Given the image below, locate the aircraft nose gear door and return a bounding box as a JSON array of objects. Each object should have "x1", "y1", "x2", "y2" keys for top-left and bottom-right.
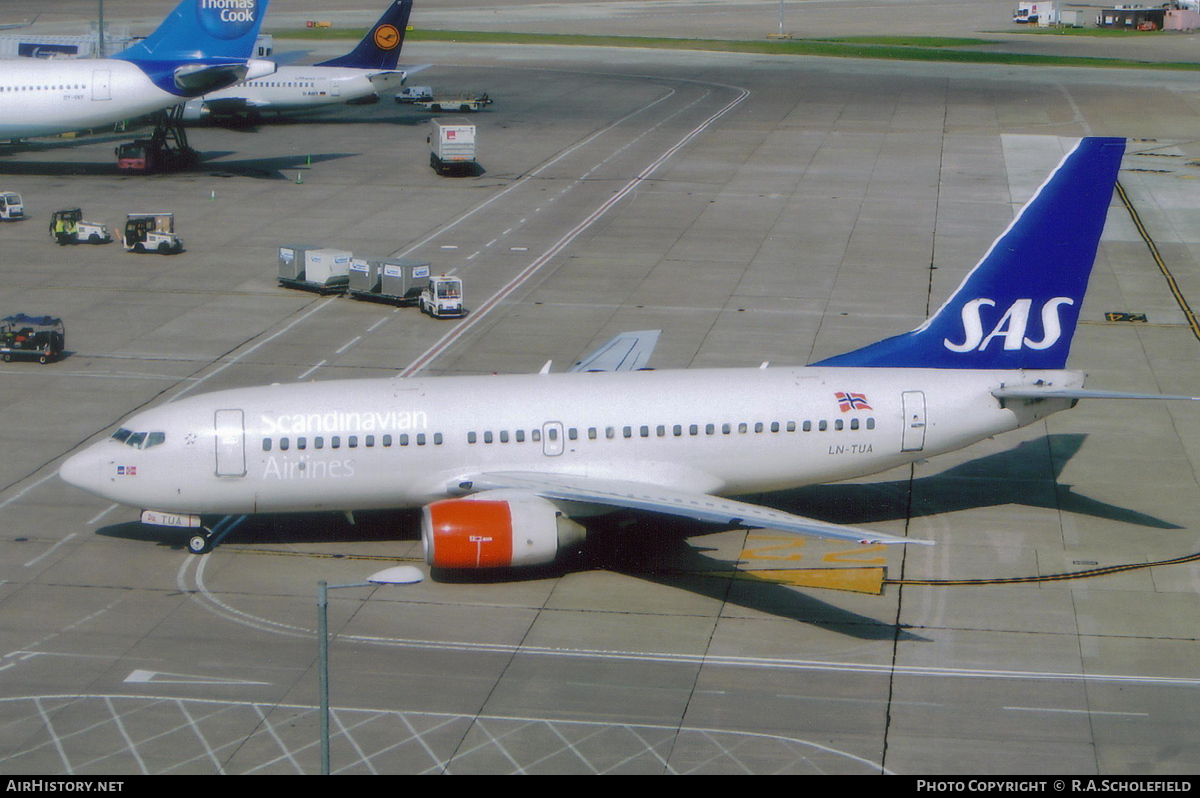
[
  {"x1": 214, "y1": 409, "x2": 247, "y2": 477},
  {"x1": 901, "y1": 391, "x2": 927, "y2": 452}
]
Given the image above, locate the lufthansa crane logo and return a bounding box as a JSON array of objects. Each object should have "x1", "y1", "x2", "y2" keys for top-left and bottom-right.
[{"x1": 374, "y1": 24, "x2": 401, "y2": 50}]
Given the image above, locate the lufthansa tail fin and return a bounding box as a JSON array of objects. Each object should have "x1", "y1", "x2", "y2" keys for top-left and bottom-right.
[
  {"x1": 813, "y1": 137, "x2": 1126, "y2": 370},
  {"x1": 114, "y1": 0, "x2": 270, "y2": 65},
  {"x1": 315, "y1": 0, "x2": 413, "y2": 70}
]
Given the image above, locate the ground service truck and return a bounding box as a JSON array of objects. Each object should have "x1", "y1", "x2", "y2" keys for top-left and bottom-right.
[{"x1": 428, "y1": 118, "x2": 476, "y2": 176}]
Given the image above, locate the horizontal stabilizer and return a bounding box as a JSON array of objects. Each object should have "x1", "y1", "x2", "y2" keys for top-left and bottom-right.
[
  {"x1": 994, "y1": 387, "x2": 1200, "y2": 401},
  {"x1": 173, "y1": 62, "x2": 248, "y2": 95}
]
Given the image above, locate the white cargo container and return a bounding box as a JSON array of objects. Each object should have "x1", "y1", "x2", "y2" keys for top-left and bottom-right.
[
  {"x1": 428, "y1": 118, "x2": 476, "y2": 176},
  {"x1": 304, "y1": 248, "x2": 353, "y2": 287}
]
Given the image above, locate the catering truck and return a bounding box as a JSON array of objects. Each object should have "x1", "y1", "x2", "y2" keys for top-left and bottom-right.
[{"x1": 428, "y1": 118, "x2": 476, "y2": 176}]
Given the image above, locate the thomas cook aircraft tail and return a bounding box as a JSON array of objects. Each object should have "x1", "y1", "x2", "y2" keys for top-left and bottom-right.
[{"x1": 112, "y1": 0, "x2": 271, "y2": 96}]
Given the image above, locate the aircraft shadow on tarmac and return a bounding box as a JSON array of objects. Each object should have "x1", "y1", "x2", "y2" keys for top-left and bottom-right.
[
  {"x1": 93, "y1": 434, "x2": 1177, "y2": 637},
  {"x1": 0, "y1": 151, "x2": 355, "y2": 180},
  {"x1": 758, "y1": 434, "x2": 1180, "y2": 532},
  {"x1": 193, "y1": 111, "x2": 437, "y2": 130}
]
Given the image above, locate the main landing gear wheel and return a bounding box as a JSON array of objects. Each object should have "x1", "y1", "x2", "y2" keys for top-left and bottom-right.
[{"x1": 188, "y1": 534, "x2": 212, "y2": 555}]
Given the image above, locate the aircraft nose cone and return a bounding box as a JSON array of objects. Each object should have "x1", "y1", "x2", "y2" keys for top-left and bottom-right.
[{"x1": 59, "y1": 447, "x2": 101, "y2": 494}]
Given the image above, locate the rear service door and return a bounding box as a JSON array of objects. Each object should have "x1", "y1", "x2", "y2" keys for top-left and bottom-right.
[
  {"x1": 91, "y1": 70, "x2": 111, "y2": 101},
  {"x1": 901, "y1": 391, "x2": 927, "y2": 452}
]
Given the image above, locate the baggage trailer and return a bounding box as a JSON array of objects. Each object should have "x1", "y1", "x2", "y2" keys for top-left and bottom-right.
[
  {"x1": 428, "y1": 118, "x2": 477, "y2": 176},
  {"x1": 277, "y1": 245, "x2": 352, "y2": 294},
  {"x1": 1, "y1": 314, "x2": 64, "y2": 364},
  {"x1": 348, "y1": 258, "x2": 431, "y2": 306},
  {"x1": 415, "y1": 93, "x2": 491, "y2": 112}
]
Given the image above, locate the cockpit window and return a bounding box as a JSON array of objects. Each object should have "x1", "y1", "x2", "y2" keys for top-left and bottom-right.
[{"x1": 110, "y1": 429, "x2": 166, "y2": 449}]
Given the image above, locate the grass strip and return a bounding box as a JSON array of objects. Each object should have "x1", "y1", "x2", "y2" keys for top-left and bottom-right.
[{"x1": 275, "y1": 28, "x2": 1200, "y2": 71}]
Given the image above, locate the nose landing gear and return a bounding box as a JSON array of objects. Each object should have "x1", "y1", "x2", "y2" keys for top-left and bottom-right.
[{"x1": 187, "y1": 514, "x2": 248, "y2": 555}]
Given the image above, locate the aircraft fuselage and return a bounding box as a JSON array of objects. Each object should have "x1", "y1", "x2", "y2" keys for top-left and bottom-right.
[{"x1": 60, "y1": 366, "x2": 1081, "y2": 516}]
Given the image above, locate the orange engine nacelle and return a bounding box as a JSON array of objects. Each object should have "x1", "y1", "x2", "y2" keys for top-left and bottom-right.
[{"x1": 421, "y1": 491, "x2": 586, "y2": 569}]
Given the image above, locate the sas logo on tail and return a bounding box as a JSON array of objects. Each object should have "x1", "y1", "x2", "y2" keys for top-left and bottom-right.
[
  {"x1": 943, "y1": 297, "x2": 1074, "y2": 354},
  {"x1": 197, "y1": 0, "x2": 260, "y2": 40}
]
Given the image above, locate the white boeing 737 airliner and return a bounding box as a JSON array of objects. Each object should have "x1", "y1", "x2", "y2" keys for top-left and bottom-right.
[
  {"x1": 59, "y1": 138, "x2": 1196, "y2": 567},
  {"x1": 0, "y1": 0, "x2": 273, "y2": 141}
]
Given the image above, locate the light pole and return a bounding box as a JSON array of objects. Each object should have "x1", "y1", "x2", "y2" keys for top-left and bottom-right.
[{"x1": 318, "y1": 565, "x2": 423, "y2": 775}]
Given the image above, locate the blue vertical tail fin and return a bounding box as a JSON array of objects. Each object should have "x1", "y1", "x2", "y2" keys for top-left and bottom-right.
[
  {"x1": 813, "y1": 137, "x2": 1126, "y2": 370},
  {"x1": 114, "y1": 0, "x2": 269, "y2": 65},
  {"x1": 315, "y1": 0, "x2": 413, "y2": 70}
]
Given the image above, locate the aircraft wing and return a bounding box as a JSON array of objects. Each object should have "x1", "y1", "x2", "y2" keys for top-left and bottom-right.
[
  {"x1": 464, "y1": 472, "x2": 930, "y2": 546},
  {"x1": 0, "y1": 15, "x2": 38, "y2": 31},
  {"x1": 568, "y1": 330, "x2": 661, "y2": 372}
]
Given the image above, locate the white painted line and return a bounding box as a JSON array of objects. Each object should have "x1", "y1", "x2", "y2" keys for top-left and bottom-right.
[
  {"x1": 1004, "y1": 706, "x2": 1149, "y2": 717},
  {"x1": 0, "y1": 472, "x2": 59, "y2": 512},
  {"x1": 391, "y1": 87, "x2": 679, "y2": 262},
  {"x1": 173, "y1": 297, "x2": 339, "y2": 402},
  {"x1": 87, "y1": 504, "x2": 119, "y2": 526},
  {"x1": 399, "y1": 87, "x2": 751, "y2": 378},
  {"x1": 22, "y1": 534, "x2": 77, "y2": 568},
  {"x1": 298, "y1": 360, "x2": 326, "y2": 380},
  {"x1": 335, "y1": 337, "x2": 362, "y2": 355}
]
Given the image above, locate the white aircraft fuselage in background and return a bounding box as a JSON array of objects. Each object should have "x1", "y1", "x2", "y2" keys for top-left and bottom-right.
[
  {"x1": 184, "y1": 66, "x2": 406, "y2": 118},
  {"x1": 0, "y1": 58, "x2": 261, "y2": 140},
  {"x1": 0, "y1": 0, "x2": 272, "y2": 142},
  {"x1": 183, "y1": 0, "x2": 413, "y2": 120}
]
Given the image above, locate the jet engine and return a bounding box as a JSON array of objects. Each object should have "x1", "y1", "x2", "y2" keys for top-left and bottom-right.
[
  {"x1": 181, "y1": 98, "x2": 210, "y2": 121},
  {"x1": 421, "y1": 490, "x2": 586, "y2": 569}
]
